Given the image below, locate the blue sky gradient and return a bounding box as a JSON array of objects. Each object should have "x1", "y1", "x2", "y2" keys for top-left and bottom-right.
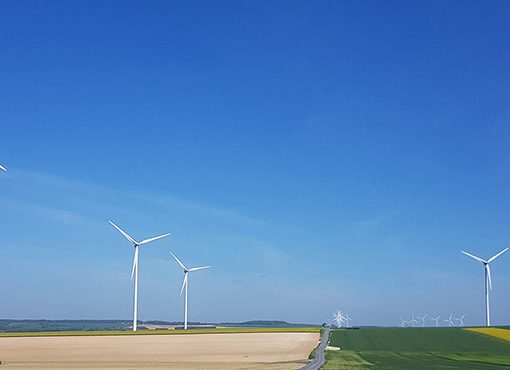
[{"x1": 1, "y1": 0, "x2": 510, "y2": 326}]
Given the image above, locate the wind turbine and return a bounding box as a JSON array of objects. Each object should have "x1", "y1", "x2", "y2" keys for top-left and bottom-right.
[
  {"x1": 417, "y1": 314, "x2": 427, "y2": 327},
  {"x1": 409, "y1": 314, "x2": 418, "y2": 327},
  {"x1": 109, "y1": 220, "x2": 171, "y2": 331},
  {"x1": 0, "y1": 164, "x2": 6, "y2": 172},
  {"x1": 444, "y1": 313, "x2": 454, "y2": 327},
  {"x1": 454, "y1": 314, "x2": 466, "y2": 327},
  {"x1": 170, "y1": 251, "x2": 210, "y2": 330},
  {"x1": 332, "y1": 311, "x2": 346, "y2": 328},
  {"x1": 344, "y1": 313, "x2": 352, "y2": 328},
  {"x1": 399, "y1": 317, "x2": 408, "y2": 327},
  {"x1": 430, "y1": 315, "x2": 441, "y2": 327},
  {"x1": 461, "y1": 248, "x2": 508, "y2": 326}
]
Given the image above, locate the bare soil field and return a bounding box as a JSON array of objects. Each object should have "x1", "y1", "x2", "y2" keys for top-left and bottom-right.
[{"x1": 0, "y1": 332, "x2": 319, "y2": 369}]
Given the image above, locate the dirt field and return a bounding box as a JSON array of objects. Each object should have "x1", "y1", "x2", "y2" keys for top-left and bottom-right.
[{"x1": 0, "y1": 332, "x2": 319, "y2": 369}]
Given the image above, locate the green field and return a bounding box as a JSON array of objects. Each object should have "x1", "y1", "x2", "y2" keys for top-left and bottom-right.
[
  {"x1": 0, "y1": 326, "x2": 319, "y2": 338},
  {"x1": 324, "y1": 327, "x2": 510, "y2": 369}
]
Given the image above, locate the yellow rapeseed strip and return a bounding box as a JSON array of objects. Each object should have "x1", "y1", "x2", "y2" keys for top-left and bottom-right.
[{"x1": 466, "y1": 327, "x2": 510, "y2": 342}]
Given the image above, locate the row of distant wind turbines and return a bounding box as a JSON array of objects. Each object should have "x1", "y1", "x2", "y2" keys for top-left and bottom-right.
[
  {"x1": 330, "y1": 247, "x2": 507, "y2": 329},
  {"x1": 108, "y1": 220, "x2": 210, "y2": 331},
  {"x1": 0, "y1": 164, "x2": 508, "y2": 328},
  {"x1": 400, "y1": 313, "x2": 466, "y2": 327}
]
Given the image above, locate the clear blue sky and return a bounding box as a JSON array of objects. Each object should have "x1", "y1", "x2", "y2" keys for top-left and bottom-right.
[{"x1": 1, "y1": 0, "x2": 509, "y2": 326}]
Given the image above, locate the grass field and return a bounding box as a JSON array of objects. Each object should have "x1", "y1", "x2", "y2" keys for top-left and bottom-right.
[
  {"x1": 323, "y1": 327, "x2": 510, "y2": 369},
  {"x1": 0, "y1": 326, "x2": 319, "y2": 337}
]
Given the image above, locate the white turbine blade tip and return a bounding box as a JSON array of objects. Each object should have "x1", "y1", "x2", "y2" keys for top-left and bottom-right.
[
  {"x1": 109, "y1": 220, "x2": 138, "y2": 244},
  {"x1": 0, "y1": 164, "x2": 6, "y2": 171},
  {"x1": 179, "y1": 274, "x2": 187, "y2": 295},
  {"x1": 170, "y1": 251, "x2": 187, "y2": 270},
  {"x1": 189, "y1": 266, "x2": 211, "y2": 272},
  {"x1": 488, "y1": 247, "x2": 509, "y2": 263},
  {"x1": 140, "y1": 233, "x2": 172, "y2": 245}
]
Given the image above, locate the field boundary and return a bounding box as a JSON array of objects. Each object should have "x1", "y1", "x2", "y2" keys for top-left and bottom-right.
[
  {"x1": 0, "y1": 327, "x2": 320, "y2": 338},
  {"x1": 465, "y1": 328, "x2": 510, "y2": 342}
]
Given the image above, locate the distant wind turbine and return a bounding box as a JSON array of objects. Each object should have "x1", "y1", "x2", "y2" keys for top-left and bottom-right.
[
  {"x1": 332, "y1": 311, "x2": 346, "y2": 328},
  {"x1": 170, "y1": 251, "x2": 210, "y2": 330},
  {"x1": 0, "y1": 164, "x2": 6, "y2": 172},
  {"x1": 454, "y1": 314, "x2": 466, "y2": 327},
  {"x1": 461, "y1": 248, "x2": 508, "y2": 326},
  {"x1": 430, "y1": 315, "x2": 441, "y2": 327},
  {"x1": 344, "y1": 313, "x2": 352, "y2": 328},
  {"x1": 444, "y1": 313, "x2": 454, "y2": 327},
  {"x1": 399, "y1": 317, "x2": 408, "y2": 327},
  {"x1": 417, "y1": 314, "x2": 427, "y2": 327},
  {"x1": 109, "y1": 220, "x2": 171, "y2": 331},
  {"x1": 409, "y1": 314, "x2": 418, "y2": 327}
]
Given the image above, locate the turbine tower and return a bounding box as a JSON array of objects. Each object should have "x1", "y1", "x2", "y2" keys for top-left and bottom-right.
[
  {"x1": 109, "y1": 220, "x2": 171, "y2": 331},
  {"x1": 170, "y1": 251, "x2": 210, "y2": 330},
  {"x1": 461, "y1": 248, "x2": 508, "y2": 326}
]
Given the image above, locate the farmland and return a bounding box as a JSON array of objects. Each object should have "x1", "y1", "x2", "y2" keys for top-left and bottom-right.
[
  {"x1": 467, "y1": 327, "x2": 510, "y2": 342},
  {"x1": 323, "y1": 327, "x2": 510, "y2": 369},
  {"x1": 0, "y1": 326, "x2": 319, "y2": 337},
  {"x1": 0, "y1": 330, "x2": 320, "y2": 369}
]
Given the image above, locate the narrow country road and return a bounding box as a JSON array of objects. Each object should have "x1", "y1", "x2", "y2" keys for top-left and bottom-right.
[{"x1": 300, "y1": 327, "x2": 330, "y2": 370}]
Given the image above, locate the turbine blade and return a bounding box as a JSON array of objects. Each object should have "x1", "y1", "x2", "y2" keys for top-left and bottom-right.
[
  {"x1": 170, "y1": 251, "x2": 187, "y2": 271},
  {"x1": 0, "y1": 164, "x2": 6, "y2": 171},
  {"x1": 188, "y1": 266, "x2": 211, "y2": 272},
  {"x1": 461, "y1": 250, "x2": 486, "y2": 263},
  {"x1": 139, "y1": 233, "x2": 172, "y2": 245},
  {"x1": 486, "y1": 264, "x2": 492, "y2": 290},
  {"x1": 131, "y1": 247, "x2": 139, "y2": 280},
  {"x1": 109, "y1": 220, "x2": 138, "y2": 244},
  {"x1": 180, "y1": 273, "x2": 188, "y2": 296},
  {"x1": 488, "y1": 247, "x2": 509, "y2": 263}
]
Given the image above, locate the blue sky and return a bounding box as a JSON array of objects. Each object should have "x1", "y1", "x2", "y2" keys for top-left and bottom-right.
[{"x1": 1, "y1": 0, "x2": 510, "y2": 326}]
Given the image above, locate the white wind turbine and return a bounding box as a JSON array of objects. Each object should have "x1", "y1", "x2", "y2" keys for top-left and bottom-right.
[
  {"x1": 109, "y1": 220, "x2": 171, "y2": 331},
  {"x1": 461, "y1": 248, "x2": 508, "y2": 327},
  {"x1": 170, "y1": 251, "x2": 210, "y2": 330},
  {"x1": 409, "y1": 314, "x2": 418, "y2": 327},
  {"x1": 332, "y1": 311, "x2": 346, "y2": 328},
  {"x1": 399, "y1": 317, "x2": 408, "y2": 327},
  {"x1": 430, "y1": 315, "x2": 441, "y2": 327},
  {"x1": 454, "y1": 314, "x2": 466, "y2": 327},
  {"x1": 417, "y1": 314, "x2": 427, "y2": 327},
  {"x1": 344, "y1": 313, "x2": 352, "y2": 328},
  {"x1": 444, "y1": 313, "x2": 454, "y2": 327}
]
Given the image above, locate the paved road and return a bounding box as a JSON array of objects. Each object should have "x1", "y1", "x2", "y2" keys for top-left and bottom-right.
[{"x1": 300, "y1": 327, "x2": 330, "y2": 370}]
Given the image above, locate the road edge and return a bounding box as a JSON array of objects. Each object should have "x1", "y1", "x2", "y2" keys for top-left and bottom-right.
[{"x1": 300, "y1": 327, "x2": 330, "y2": 370}]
